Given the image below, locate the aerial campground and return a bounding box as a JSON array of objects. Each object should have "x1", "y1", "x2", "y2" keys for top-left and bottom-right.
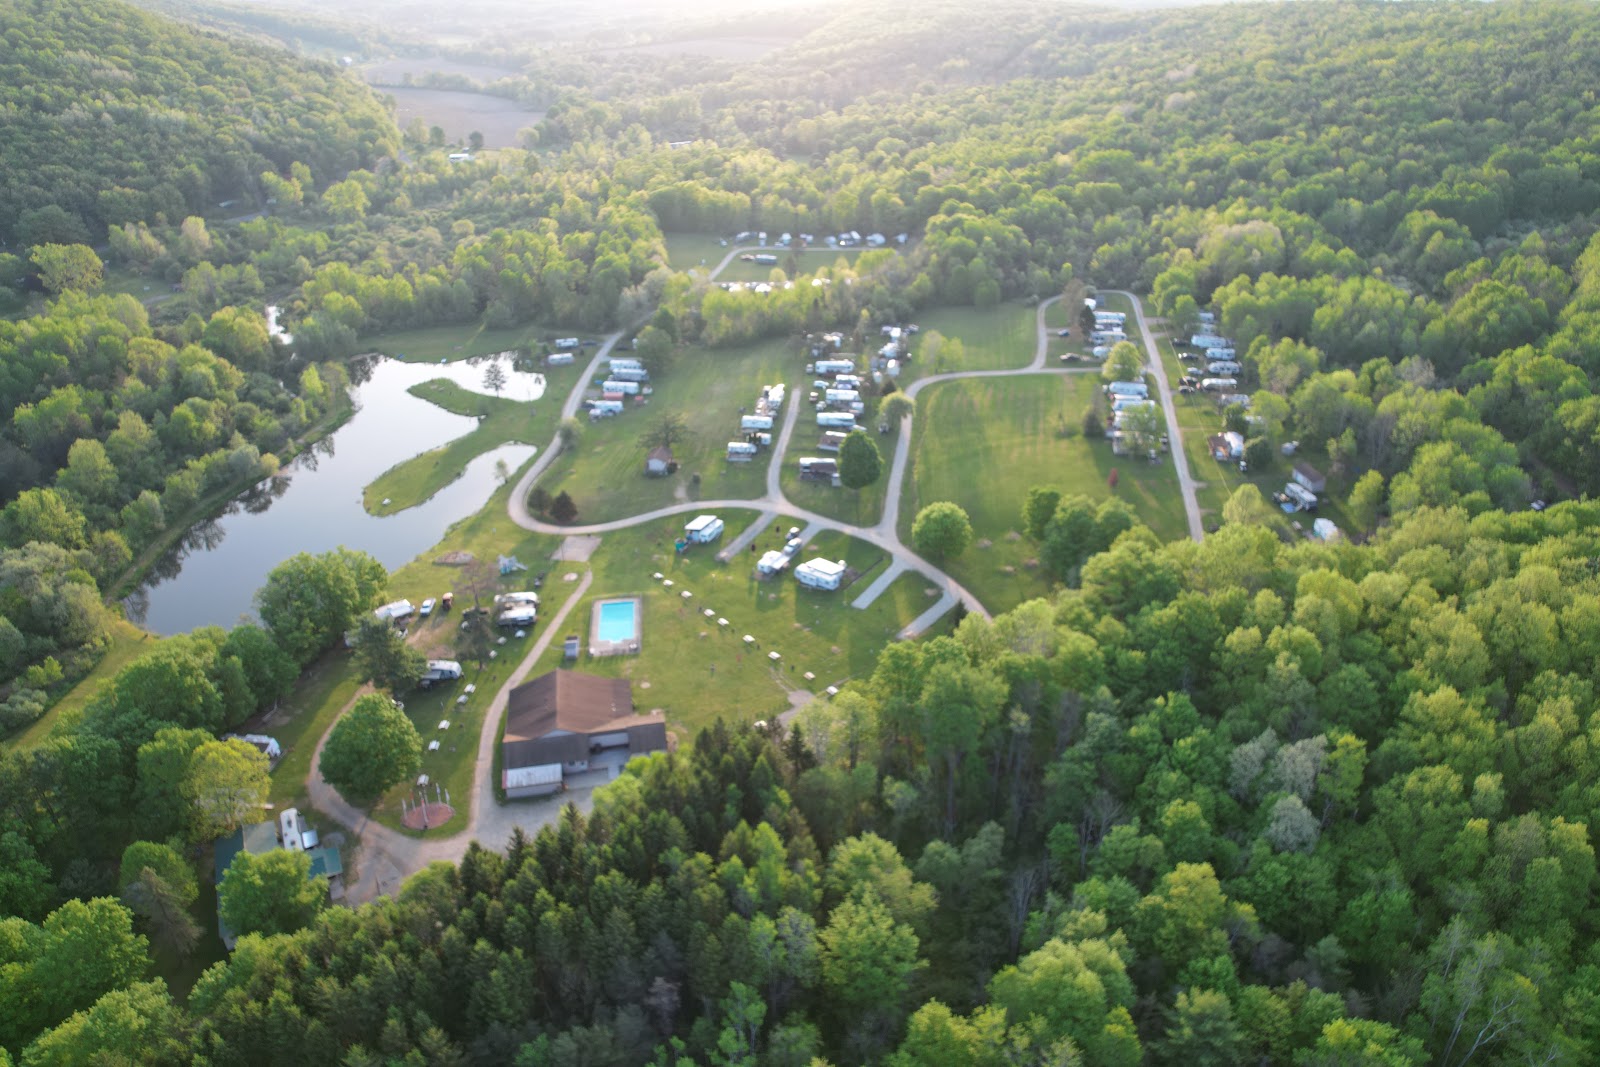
[{"x1": 7, "y1": 0, "x2": 1600, "y2": 1062}]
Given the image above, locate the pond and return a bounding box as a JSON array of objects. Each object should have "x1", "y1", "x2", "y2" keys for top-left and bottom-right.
[{"x1": 127, "y1": 353, "x2": 544, "y2": 635}]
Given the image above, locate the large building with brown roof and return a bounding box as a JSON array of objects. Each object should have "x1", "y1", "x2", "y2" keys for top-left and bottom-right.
[{"x1": 500, "y1": 670, "x2": 667, "y2": 798}]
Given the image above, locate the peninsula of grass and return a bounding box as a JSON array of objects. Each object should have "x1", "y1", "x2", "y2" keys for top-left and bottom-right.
[
  {"x1": 900, "y1": 373, "x2": 1188, "y2": 613},
  {"x1": 778, "y1": 464, "x2": 886, "y2": 526},
  {"x1": 364, "y1": 376, "x2": 566, "y2": 515},
  {"x1": 532, "y1": 336, "x2": 793, "y2": 523}
]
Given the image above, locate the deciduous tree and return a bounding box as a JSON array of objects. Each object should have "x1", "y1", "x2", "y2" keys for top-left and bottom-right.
[{"x1": 320, "y1": 693, "x2": 423, "y2": 802}]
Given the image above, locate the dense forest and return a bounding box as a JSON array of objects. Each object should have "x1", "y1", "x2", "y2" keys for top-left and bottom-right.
[
  {"x1": 0, "y1": 0, "x2": 395, "y2": 246},
  {"x1": 8, "y1": 0, "x2": 1600, "y2": 1063},
  {"x1": 7, "y1": 503, "x2": 1600, "y2": 1064}
]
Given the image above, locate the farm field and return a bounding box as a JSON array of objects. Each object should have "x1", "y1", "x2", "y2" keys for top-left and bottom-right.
[
  {"x1": 900, "y1": 373, "x2": 1188, "y2": 613},
  {"x1": 363, "y1": 57, "x2": 522, "y2": 85},
  {"x1": 378, "y1": 86, "x2": 542, "y2": 148},
  {"x1": 904, "y1": 302, "x2": 1038, "y2": 374},
  {"x1": 534, "y1": 336, "x2": 792, "y2": 523}
]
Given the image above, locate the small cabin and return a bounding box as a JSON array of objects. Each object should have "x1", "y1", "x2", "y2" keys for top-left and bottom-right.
[
  {"x1": 645, "y1": 446, "x2": 673, "y2": 476},
  {"x1": 1293, "y1": 463, "x2": 1327, "y2": 494}
]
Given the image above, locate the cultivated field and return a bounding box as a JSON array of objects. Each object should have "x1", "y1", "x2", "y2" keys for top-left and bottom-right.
[{"x1": 378, "y1": 86, "x2": 542, "y2": 148}]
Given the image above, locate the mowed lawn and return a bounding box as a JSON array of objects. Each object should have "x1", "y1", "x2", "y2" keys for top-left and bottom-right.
[
  {"x1": 906, "y1": 302, "x2": 1038, "y2": 374},
  {"x1": 901, "y1": 373, "x2": 1188, "y2": 613},
  {"x1": 535, "y1": 337, "x2": 793, "y2": 523},
  {"x1": 512, "y1": 514, "x2": 938, "y2": 742},
  {"x1": 664, "y1": 233, "x2": 731, "y2": 271}
]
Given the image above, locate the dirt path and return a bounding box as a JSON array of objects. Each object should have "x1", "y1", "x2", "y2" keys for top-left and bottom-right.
[{"x1": 1106, "y1": 289, "x2": 1204, "y2": 542}]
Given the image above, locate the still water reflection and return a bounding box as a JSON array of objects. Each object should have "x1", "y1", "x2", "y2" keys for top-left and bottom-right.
[{"x1": 129, "y1": 354, "x2": 543, "y2": 634}]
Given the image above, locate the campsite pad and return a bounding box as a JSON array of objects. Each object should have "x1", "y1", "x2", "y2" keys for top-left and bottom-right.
[{"x1": 551, "y1": 535, "x2": 602, "y2": 562}]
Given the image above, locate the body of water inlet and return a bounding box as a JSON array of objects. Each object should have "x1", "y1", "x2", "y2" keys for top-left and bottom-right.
[{"x1": 127, "y1": 353, "x2": 544, "y2": 634}]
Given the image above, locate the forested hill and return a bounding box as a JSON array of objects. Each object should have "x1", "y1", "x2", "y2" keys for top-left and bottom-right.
[{"x1": 0, "y1": 0, "x2": 397, "y2": 248}]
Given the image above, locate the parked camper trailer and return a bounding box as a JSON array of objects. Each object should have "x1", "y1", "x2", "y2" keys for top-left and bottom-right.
[
  {"x1": 611, "y1": 367, "x2": 649, "y2": 382},
  {"x1": 685, "y1": 515, "x2": 725, "y2": 543},
  {"x1": 1190, "y1": 333, "x2": 1231, "y2": 349},
  {"x1": 601, "y1": 379, "x2": 640, "y2": 395},
  {"x1": 753, "y1": 253, "x2": 778, "y2": 264},
  {"x1": 1206, "y1": 360, "x2": 1242, "y2": 375},
  {"x1": 279, "y1": 809, "x2": 306, "y2": 852},
  {"x1": 1201, "y1": 377, "x2": 1238, "y2": 392},
  {"x1": 798, "y1": 457, "x2": 838, "y2": 480},
  {"x1": 1105, "y1": 381, "x2": 1149, "y2": 399},
  {"x1": 814, "y1": 359, "x2": 856, "y2": 375},
  {"x1": 554, "y1": 337, "x2": 580, "y2": 350},
  {"x1": 1277, "y1": 482, "x2": 1319, "y2": 512},
  {"x1": 1111, "y1": 397, "x2": 1156, "y2": 413},
  {"x1": 546, "y1": 352, "x2": 575, "y2": 366},
  {"x1": 1203, "y1": 347, "x2": 1236, "y2": 362},
  {"x1": 420, "y1": 660, "x2": 464, "y2": 688},
  {"x1": 1198, "y1": 311, "x2": 1218, "y2": 325},
  {"x1": 817, "y1": 411, "x2": 856, "y2": 429},
  {"x1": 1094, "y1": 310, "x2": 1127, "y2": 326},
  {"x1": 726, "y1": 441, "x2": 758, "y2": 461},
  {"x1": 795, "y1": 558, "x2": 848, "y2": 591},
  {"x1": 824, "y1": 388, "x2": 861, "y2": 405},
  {"x1": 1090, "y1": 329, "x2": 1127, "y2": 345},
  {"x1": 374, "y1": 600, "x2": 414, "y2": 623},
  {"x1": 740, "y1": 414, "x2": 774, "y2": 431},
  {"x1": 589, "y1": 399, "x2": 624, "y2": 417}
]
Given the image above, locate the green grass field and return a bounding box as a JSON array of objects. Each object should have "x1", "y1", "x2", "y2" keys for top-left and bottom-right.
[
  {"x1": 534, "y1": 337, "x2": 792, "y2": 523},
  {"x1": 510, "y1": 514, "x2": 936, "y2": 741},
  {"x1": 664, "y1": 233, "x2": 732, "y2": 271},
  {"x1": 900, "y1": 373, "x2": 1188, "y2": 614},
  {"x1": 905, "y1": 302, "x2": 1038, "y2": 375},
  {"x1": 364, "y1": 375, "x2": 570, "y2": 514},
  {"x1": 2, "y1": 619, "x2": 151, "y2": 751},
  {"x1": 711, "y1": 249, "x2": 869, "y2": 284},
  {"x1": 361, "y1": 321, "x2": 568, "y2": 364}
]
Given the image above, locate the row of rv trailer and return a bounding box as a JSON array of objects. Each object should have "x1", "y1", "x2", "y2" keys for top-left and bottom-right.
[
  {"x1": 727, "y1": 383, "x2": 784, "y2": 461},
  {"x1": 584, "y1": 355, "x2": 650, "y2": 419}
]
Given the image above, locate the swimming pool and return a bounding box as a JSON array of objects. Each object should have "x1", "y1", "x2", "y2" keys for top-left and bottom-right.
[{"x1": 595, "y1": 598, "x2": 639, "y2": 644}]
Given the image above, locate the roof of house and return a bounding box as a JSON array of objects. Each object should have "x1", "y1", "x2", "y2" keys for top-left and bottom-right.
[
  {"x1": 306, "y1": 847, "x2": 343, "y2": 880},
  {"x1": 1294, "y1": 461, "x2": 1325, "y2": 480},
  {"x1": 504, "y1": 670, "x2": 639, "y2": 742},
  {"x1": 214, "y1": 821, "x2": 279, "y2": 886},
  {"x1": 647, "y1": 446, "x2": 673, "y2": 463}
]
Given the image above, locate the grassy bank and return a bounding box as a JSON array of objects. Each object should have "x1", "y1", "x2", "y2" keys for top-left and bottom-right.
[
  {"x1": 363, "y1": 375, "x2": 568, "y2": 515},
  {"x1": 1, "y1": 619, "x2": 151, "y2": 751}
]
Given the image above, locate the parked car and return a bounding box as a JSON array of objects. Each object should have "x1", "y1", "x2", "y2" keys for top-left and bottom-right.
[
  {"x1": 1057, "y1": 328, "x2": 1071, "y2": 337},
  {"x1": 420, "y1": 598, "x2": 436, "y2": 617}
]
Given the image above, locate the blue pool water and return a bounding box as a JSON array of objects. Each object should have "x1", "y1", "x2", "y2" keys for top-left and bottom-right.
[{"x1": 597, "y1": 600, "x2": 639, "y2": 643}]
